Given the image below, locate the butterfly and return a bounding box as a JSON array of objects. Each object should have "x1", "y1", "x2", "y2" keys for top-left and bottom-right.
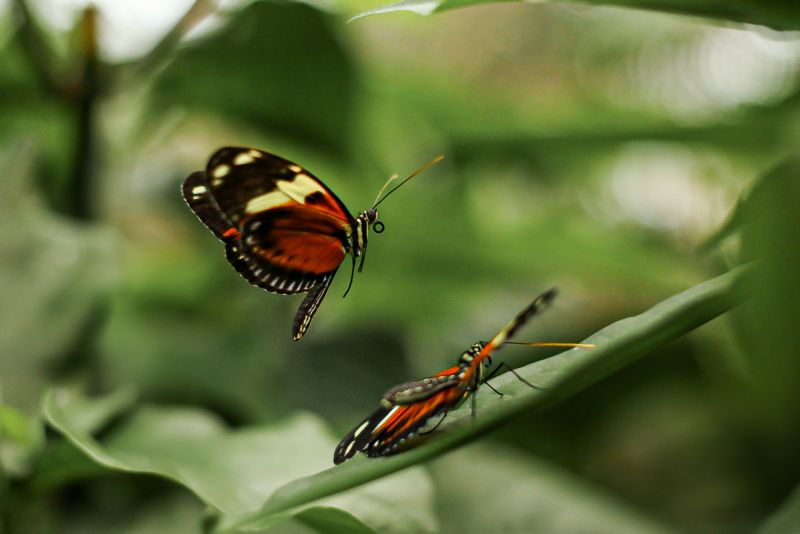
[
  {"x1": 183, "y1": 147, "x2": 443, "y2": 340},
  {"x1": 334, "y1": 288, "x2": 594, "y2": 464}
]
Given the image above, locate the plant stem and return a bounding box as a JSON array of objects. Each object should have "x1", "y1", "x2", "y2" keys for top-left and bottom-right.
[
  {"x1": 64, "y1": 6, "x2": 100, "y2": 221},
  {"x1": 130, "y1": 0, "x2": 216, "y2": 80}
]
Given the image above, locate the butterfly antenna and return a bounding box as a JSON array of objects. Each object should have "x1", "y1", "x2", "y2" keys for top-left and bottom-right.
[
  {"x1": 372, "y1": 154, "x2": 445, "y2": 209},
  {"x1": 343, "y1": 254, "x2": 356, "y2": 298},
  {"x1": 372, "y1": 174, "x2": 399, "y2": 207}
]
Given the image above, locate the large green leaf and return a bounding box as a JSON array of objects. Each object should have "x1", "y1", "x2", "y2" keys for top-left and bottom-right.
[
  {"x1": 29, "y1": 388, "x2": 139, "y2": 492},
  {"x1": 150, "y1": 0, "x2": 358, "y2": 154},
  {"x1": 732, "y1": 157, "x2": 800, "y2": 469},
  {"x1": 431, "y1": 444, "x2": 676, "y2": 533},
  {"x1": 353, "y1": 0, "x2": 800, "y2": 30},
  {"x1": 219, "y1": 266, "x2": 745, "y2": 531},
  {"x1": 44, "y1": 395, "x2": 437, "y2": 532}
]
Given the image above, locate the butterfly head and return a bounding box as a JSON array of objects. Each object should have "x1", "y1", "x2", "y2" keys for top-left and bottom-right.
[
  {"x1": 364, "y1": 207, "x2": 378, "y2": 224},
  {"x1": 360, "y1": 207, "x2": 383, "y2": 233}
]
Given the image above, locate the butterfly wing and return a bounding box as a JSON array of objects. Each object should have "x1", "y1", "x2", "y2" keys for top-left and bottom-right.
[
  {"x1": 182, "y1": 147, "x2": 357, "y2": 339},
  {"x1": 292, "y1": 270, "x2": 336, "y2": 341},
  {"x1": 205, "y1": 147, "x2": 354, "y2": 225},
  {"x1": 366, "y1": 384, "x2": 465, "y2": 458},
  {"x1": 182, "y1": 171, "x2": 240, "y2": 241},
  {"x1": 382, "y1": 365, "x2": 462, "y2": 405},
  {"x1": 334, "y1": 367, "x2": 467, "y2": 464},
  {"x1": 334, "y1": 404, "x2": 394, "y2": 465}
]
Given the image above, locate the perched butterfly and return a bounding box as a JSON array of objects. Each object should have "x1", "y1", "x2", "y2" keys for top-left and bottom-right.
[
  {"x1": 183, "y1": 147, "x2": 443, "y2": 340},
  {"x1": 334, "y1": 288, "x2": 592, "y2": 464}
]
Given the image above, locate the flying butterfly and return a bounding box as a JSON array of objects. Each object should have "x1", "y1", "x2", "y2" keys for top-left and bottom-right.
[
  {"x1": 333, "y1": 288, "x2": 594, "y2": 464},
  {"x1": 182, "y1": 147, "x2": 443, "y2": 340}
]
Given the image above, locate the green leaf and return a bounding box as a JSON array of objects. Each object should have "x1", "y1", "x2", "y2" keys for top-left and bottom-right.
[
  {"x1": 48, "y1": 387, "x2": 138, "y2": 435},
  {"x1": 221, "y1": 266, "x2": 746, "y2": 531},
  {"x1": 0, "y1": 402, "x2": 44, "y2": 477},
  {"x1": 29, "y1": 388, "x2": 139, "y2": 491},
  {"x1": 736, "y1": 158, "x2": 800, "y2": 425},
  {"x1": 432, "y1": 444, "x2": 676, "y2": 533},
  {"x1": 151, "y1": 0, "x2": 357, "y2": 154},
  {"x1": 43, "y1": 396, "x2": 437, "y2": 532},
  {"x1": 0, "y1": 403, "x2": 41, "y2": 447},
  {"x1": 294, "y1": 507, "x2": 378, "y2": 534},
  {"x1": 758, "y1": 483, "x2": 800, "y2": 534},
  {"x1": 702, "y1": 157, "x2": 799, "y2": 252},
  {"x1": 352, "y1": 0, "x2": 800, "y2": 30}
]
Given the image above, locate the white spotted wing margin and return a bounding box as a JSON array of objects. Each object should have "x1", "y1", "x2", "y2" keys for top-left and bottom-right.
[
  {"x1": 334, "y1": 405, "x2": 395, "y2": 465},
  {"x1": 182, "y1": 171, "x2": 236, "y2": 240}
]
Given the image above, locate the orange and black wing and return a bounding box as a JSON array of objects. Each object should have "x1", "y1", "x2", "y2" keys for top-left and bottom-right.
[
  {"x1": 333, "y1": 367, "x2": 466, "y2": 464},
  {"x1": 182, "y1": 147, "x2": 356, "y2": 340},
  {"x1": 365, "y1": 383, "x2": 465, "y2": 458},
  {"x1": 334, "y1": 404, "x2": 394, "y2": 465}
]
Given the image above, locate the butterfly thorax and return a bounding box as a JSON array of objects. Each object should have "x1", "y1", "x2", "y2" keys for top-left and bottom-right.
[
  {"x1": 456, "y1": 341, "x2": 492, "y2": 392},
  {"x1": 351, "y1": 208, "x2": 378, "y2": 258},
  {"x1": 458, "y1": 342, "x2": 487, "y2": 366}
]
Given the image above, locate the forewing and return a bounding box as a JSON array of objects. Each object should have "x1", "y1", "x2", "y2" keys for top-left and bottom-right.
[
  {"x1": 182, "y1": 171, "x2": 239, "y2": 241},
  {"x1": 382, "y1": 366, "x2": 461, "y2": 405},
  {"x1": 334, "y1": 405, "x2": 394, "y2": 465},
  {"x1": 205, "y1": 147, "x2": 354, "y2": 226}
]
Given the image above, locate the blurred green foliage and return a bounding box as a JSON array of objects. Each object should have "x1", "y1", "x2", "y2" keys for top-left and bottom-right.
[
  {"x1": 355, "y1": 0, "x2": 800, "y2": 30},
  {"x1": 1, "y1": 0, "x2": 799, "y2": 532}
]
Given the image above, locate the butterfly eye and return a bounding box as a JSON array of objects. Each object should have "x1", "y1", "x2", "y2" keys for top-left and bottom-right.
[{"x1": 373, "y1": 221, "x2": 385, "y2": 233}]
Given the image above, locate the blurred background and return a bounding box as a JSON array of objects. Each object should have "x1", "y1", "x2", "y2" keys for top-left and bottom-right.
[{"x1": 1, "y1": 0, "x2": 799, "y2": 532}]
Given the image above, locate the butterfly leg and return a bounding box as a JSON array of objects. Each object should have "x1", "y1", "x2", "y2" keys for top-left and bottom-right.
[
  {"x1": 420, "y1": 409, "x2": 450, "y2": 435},
  {"x1": 485, "y1": 362, "x2": 544, "y2": 391},
  {"x1": 342, "y1": 253, "x2": 356, "y2": 298},
  {"x1": 482, "y1": 380, "x2": 504, "y2": 397}
]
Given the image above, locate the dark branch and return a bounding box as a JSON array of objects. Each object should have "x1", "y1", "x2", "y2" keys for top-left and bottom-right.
[{"x1": 64, "y1": 6, "x2": 99, "y2": 220}]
